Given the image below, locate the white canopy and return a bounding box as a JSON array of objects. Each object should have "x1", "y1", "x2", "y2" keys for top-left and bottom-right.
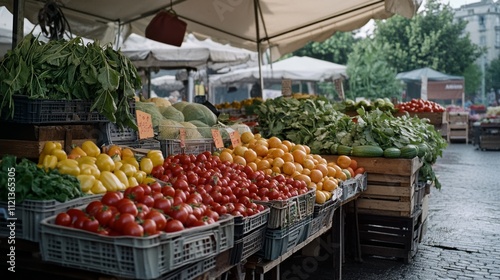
[
  {"x1": 210, "y1": 56, "x2": 347, "y2": 85},
  {"x1": 1, "y1": 0, "x2": 421, "y2": 58},
  {"x1": 120, "y1": 33, "x2": 257, "y2": 71}
]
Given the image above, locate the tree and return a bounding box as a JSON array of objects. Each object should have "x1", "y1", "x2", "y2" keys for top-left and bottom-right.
[
  {"x1": 462, "y1": 63, "x2": 482, "y2": 100},
  {"x1": 373, "y1": 0, "x2": 483, "y2": 76},
  {"x1": 346, "y1": 40, "x2": 402, "y2": 100},
  {"x1": 486, "y1": 55, "x2": 500, "y2": 93},
  {"x1": 291, "y1": 31, "x2": 360, "y2": 65}
]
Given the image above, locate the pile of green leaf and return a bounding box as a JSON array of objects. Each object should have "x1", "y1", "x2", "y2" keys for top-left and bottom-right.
[
  {"x1": 347, "y1": 108, "x2": 448, "y2": 188},
  {"x1": 0, "y1": 34, "x2": 141, "y2": 129},
  {"x1": 0, "y1": 155, "x2": 84, "y2": 203},
  {"x1": 255, "y1": 96, "x2": 352, "y2": 154}
]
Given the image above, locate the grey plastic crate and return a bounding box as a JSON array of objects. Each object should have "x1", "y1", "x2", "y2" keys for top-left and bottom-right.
[
  {"x1": 159, "y1": 257, "x2": 216, "y2": 280},
  {"x1": 0, "y1": 195, "x2": 101, "y2": 242},
  {"x1": 230, "y1": 225, "x2": 266, "y2": 265},
  {"x1": 40, "y1": 214, "x2": 234, "y2": 279},
  {"x1": 341, "y1": 177, "x2": 359, "y2": 201},
  {"x1": 233, "y1": 207, "x2": 270, "y2": 239},
  {"x1": 159, "y1": 138, "x2": 215, "y2": 157}
]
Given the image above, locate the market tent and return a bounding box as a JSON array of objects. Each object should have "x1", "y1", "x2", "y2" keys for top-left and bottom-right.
[
  {"x1": 1, "y1": 0, "x2": 420, "y2": 58},
  {"x1": 396, "y1": 67, "x2": 465, "y2": 101},
  {"x1": 210, "y1": 56, "x2": 347, "y2": 85}
]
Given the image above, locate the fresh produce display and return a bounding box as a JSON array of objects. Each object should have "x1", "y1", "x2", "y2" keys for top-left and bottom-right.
[
  {"x1": 0, "y1": 154, "x2": 84, "y2": 203},
  {"x1": 333, "y1": 98, "x2": 396, "y2": 113},
  {"x1": 395, "y1": 98, "x2": 446, "y2": 113},
  {"x1": 255, "y1": 96, "x2": 352, "y2": 154},
  {"x1": 38, "y1": 141, "x2": 162, "y2": 194},
  {"x1": 0, "y1": 34, "x2": 141, "y2": 129},
  {"x1": 53, "y1": 182, "x2": 236, "y2": 236}
]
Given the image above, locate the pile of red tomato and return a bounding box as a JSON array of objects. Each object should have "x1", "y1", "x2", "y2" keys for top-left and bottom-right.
[
  {"x1": 395, "y1": 99, "x2": 445, "y2": 113},
  {"x1": 55, "y1": 151, "x2": 310, "y2": 237}
]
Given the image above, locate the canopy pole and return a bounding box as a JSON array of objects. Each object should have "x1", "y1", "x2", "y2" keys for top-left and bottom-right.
[
  {"x1": 254, "y1": 0, "x2": 264, "y2": 98},
  {"x1": 12, "y1": 0, "x2": 25, "y2": 49}
]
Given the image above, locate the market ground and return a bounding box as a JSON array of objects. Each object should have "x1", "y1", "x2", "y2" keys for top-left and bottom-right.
[{"x1": 278, "y1": 142, "x2": 500, "y2": 280}]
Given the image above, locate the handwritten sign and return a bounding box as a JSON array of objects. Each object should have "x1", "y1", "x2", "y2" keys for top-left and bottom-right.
[
  {"x1": 179, "y1": 128, "x2": 186, "y2": 149},
  {"x1": 136, "y1": 110, "x2": 154, "y2": 139},
  {"x1": 282, "y1": 79, "x2": 292, "y2": 97},
  {"x1": 211, "y1": 128, "x2": 224, "y2": 149},
  {"x1": 228, "y1": 129, "x2": 241, "y2": 148}
]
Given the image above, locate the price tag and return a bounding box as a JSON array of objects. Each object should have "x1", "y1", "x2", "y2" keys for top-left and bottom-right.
[
  {"x1": 211, "y1": 128, "x2": 224, "y2": 149},
  {"x1": 282, "y1": 79, "x2": 292, "y2": 97},
  {"x1": 228, "y1": 129, "x2": 241, "y2": 148},
  {"x1": 136, "y1": 110, "x2": 154, "y2": 139},
  {"x1": 179, "y1": 128, "x2": 186, "y2": 149}
]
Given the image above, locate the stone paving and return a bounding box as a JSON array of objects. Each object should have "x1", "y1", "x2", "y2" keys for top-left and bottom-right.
[{"x1": 279, "y1": 143, "x2": 500, "y2": 280}]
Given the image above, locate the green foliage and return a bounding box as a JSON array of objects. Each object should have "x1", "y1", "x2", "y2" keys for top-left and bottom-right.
[
  {"x1": 463, "y1": 63, "x2": 482, "y2": 100},
  {"x1": 373, "y1": 0, "x2": 483, "y2": 75},
  {"x1": 486, "y1": 54, "x2": 500, "y2": 93},
  {"x1": 346, "y1": 40, "x2": 402, "y2": 100},
  {"x1": 291, "y1": 32, "x2": 359, "y2": 65}
]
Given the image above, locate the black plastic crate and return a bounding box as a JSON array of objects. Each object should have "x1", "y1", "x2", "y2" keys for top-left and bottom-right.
[
  {"x1": 233, "y1": 207, "x2": 270, "y2": 240},
  {"x1": 2, "y1": 95, "x2": 105, "y2": 124},
  {"x1": 229, "y1": 225, "x2": 266, "y2": 265}
]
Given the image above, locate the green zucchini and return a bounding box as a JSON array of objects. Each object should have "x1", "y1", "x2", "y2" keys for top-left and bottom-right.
[
  {"x1": 383, "y1": 147, "x2": 401, "y2": 158},
  {"x1": 337, "y1": 145, "x2": 352, "y2": 156},
  {"x1": 351, "y1": 145, "x2": 384, "y2": 157},
  {"x1": 400, "y1": 144, "x2": 418, "y2": 158}
]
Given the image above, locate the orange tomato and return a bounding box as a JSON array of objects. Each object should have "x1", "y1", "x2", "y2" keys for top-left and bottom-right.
[
  {"x1": 354, "y1": 167, "x2": 366, "y2": 175},
  {"x1": 337, "y1": 155, "x2": 351, "y2": 169},
  {"x1": 349, "y1": 159, "x2": 358, "y2": 170}
]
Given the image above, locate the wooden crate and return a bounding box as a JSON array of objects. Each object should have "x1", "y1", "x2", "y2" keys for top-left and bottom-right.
[
  {"x1": 348, "y1": 209, "x2": 423, "y2": 264},
  {"x1": 0, "y1": 123, "x2": 102, "y2": 159},
  {"x1": 322, "y1": 156, "x2": 423, "y2": 216}
]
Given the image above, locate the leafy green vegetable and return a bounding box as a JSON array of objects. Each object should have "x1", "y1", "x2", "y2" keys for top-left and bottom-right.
[
  {"x1": 0, "y1": 155, "x2": 84, "y2": 203},
  {"x1": 0, "y1": 34, "x2": 141, "y2": 130}
]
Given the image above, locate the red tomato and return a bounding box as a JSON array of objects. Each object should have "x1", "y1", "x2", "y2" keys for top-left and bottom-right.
[
  {"x1": 136, "y1": 203, "x2": 150, "y2": 219},
  {"x1": 126, "y1": 185, "x2": 145, "y2": 202},
  {"x1": 167, "y1": 205, "x2": 189, "y2": 224},
  {"x1": 83, "y1": 218, "x2": 100, "y2": 233},
  {"x1": 161, "y1": 185, "x2": 176, "y2": 197},
  {"x1": 149, "y1": 182, "x2": 162, "y2": 193},
  {"x1": 67, "y1": 208, "x2": 87, "y2": 224},
  {"x1": 203, "y1": 209, "x2": 219, "y2": 222},
  {"x1": 73, "y1": 216, "x2": 90, "y2": 229},
  {"x1": 101, "y1": 191, "x2": 123, "y2": 207},
  {"x1": 94, "y1": 207, "x2": 114, "y2": 227},
  {"x1": 173, "y1": 178, "x2": 189, "y2": 191},
  {"x1": 153, "y1": 197, "x2": 173, "y2": 213},
  {"x1": 151, "y1": 165, "x2": 165, "y2": 179},
  {"x1": 111, "y1": 213, "x2": 136, "y2": 232},
  {"x1": 141, "y1": 219, "x2": 157, "y2": 236},
  {"x1": 85, "y1": 200, "x2": 104, "y2": 216},
  {"x1": 55, "y1": 212, "x2": 72, "y2": 227},
  {"x1": 117, "y1": 199, "x2": 138, "y2": 216},
  {"x1": 122, "y1": 221, "x2": 144, "y2": 237},
  {"x1": 164, "y1": 219, "x2": 184, "y2": 233},
  {"x1": 145, "y1": 210, "x2": 167, "y2": 231},
  {"x1": 139, "y1": 195, "x2": 155, "y2": 208}
]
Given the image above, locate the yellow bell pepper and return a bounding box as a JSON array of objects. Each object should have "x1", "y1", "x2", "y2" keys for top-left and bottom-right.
[
  {"x1": 91, "y1": 180, "x2": 107, "y2": 194},
  {"x1": 128, "y1": 177, "x2": 139, "y2": 188},
  {"x1": 133, "y1": 171, "x2": 147, "y2": 184},
  {"x1": 121, "y1": 157, "x2": 139, "y2": 170},
  {"x1": 114, "y1": 161, "x2": 123, "y2": 172},
  {"x1": 142, "y1": 176, "x2": 157, "y2": 185},
  {"x1": 82, "y1": 141, "x2": 101, "y2": 158},
  {"x1": 42, "y1": 141, "x2": 58, "y2": 155},
  {"x1": 113, "y1": 170, "x2": 129, "y2": 189},
  {"x1": 42, "y1": 155, "x2": 58, "y2": 171},
  {"x1": 147, "y1": 150, "x2": 164, "y2": 167},
  {"x1": 51, "y1": 148, "x2": 68, "y2": 162},
  {"x1": 57, "y1": 159, "x2": 81, "y2": 177},
  {"x1": 111, "y1": 154, "x2": 122, "y2": 162},
  {"x1": 140, "y1": 157, "x2": 153, "y2": 175},
  {"x1": 96, "y1": 153, "x2": 116, "y2": 172},
  {"x1": 77, "y1": 175, "x2": 96, "y2": 193},
  {"x1": 100, "y1": 171, "x2": 125, "y2": 191},
  {"x1": 54, "y1": 142, "x2": 62, "y2": 150},
  {"x1": 80, "y1": 163, "x2": 101, "y2": 179},
  {"x1": 77, "y1": 156, "x2": 97, "y2": 166},
  {"x1": 121, "y1": 148, "x2": 135, "y2": 159},
  {"x1": 120, "y1": 163, "x2": 137, "y2": 177}
]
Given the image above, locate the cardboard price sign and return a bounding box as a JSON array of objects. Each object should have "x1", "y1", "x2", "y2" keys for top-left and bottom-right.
[
  {"x1": 211, "y1": 128, "x2": 224, "y2": 149},
  {"x1": 228, "y1": 129, "x2": 241, "y2": 147},
  {"x1": 282, "y1": 79, "x2": 292, "y2": 97},
  {"x1": 136, "y1": 110, "x2": 154, "y2": 139},
  {"x1": 179, "y1": 128, "x2": 186, "y2": 148}
]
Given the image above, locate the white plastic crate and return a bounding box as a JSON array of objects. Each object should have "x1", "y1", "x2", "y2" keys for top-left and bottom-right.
[
  {"x1": 40, "y1": 215, "x2": 234, "y2": 279},
  {"x1": 0, "y1": 195, "x2": 101, "y2": 242}
]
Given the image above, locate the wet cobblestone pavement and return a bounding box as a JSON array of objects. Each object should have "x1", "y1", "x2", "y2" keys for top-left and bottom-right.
[{"x1": 279, "y1": 143, "x2": 500, "y2": 280}]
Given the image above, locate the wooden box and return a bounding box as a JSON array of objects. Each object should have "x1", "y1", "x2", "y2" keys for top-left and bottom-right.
[
  {"x1": 322, "y1": 156, "x2": 423, "y2": 217},
  {"x1": 0, "y1": 123, "x2": 101, "y2": 160},
  {"x1": 348, "y1": 209, "x2": 423, "y2": 264}
]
